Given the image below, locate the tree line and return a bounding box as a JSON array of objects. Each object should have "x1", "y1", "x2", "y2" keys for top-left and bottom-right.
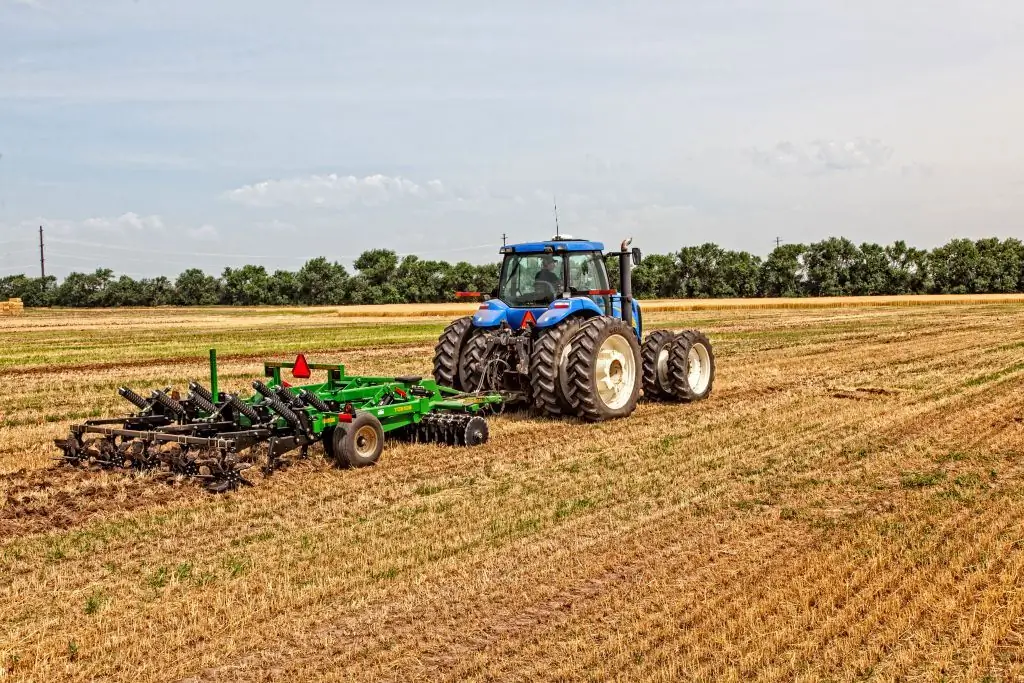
[{"x1": 2, "y1": 237, "x2": 1023, "y2": 308}]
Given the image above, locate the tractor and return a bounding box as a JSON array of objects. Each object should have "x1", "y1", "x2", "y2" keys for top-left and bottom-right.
[{"x1": 433, "y1": 236, "x2": 716, "y2": 422}]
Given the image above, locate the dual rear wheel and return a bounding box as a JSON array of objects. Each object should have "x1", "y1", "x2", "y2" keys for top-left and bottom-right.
[{"x1": 641, "y1": 329, "x2": 715, "y2": 402}]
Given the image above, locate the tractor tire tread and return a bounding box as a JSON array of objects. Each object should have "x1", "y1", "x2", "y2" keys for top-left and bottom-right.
[
  {"x1": 666, "y1": 329, "x2": 716, "y2": 402},
  {"x1": 566, "y1": 316, "x2": 642, "y2": 423},
  {"x1": 641, "y1": 329, "x2": 677, "y2": 401},
  {"x1": 530, "y1": 317, "x2": 584, "y2": 417},
  {"x1": 433, "y1": 316, "x2": 473, "y2": 390}
]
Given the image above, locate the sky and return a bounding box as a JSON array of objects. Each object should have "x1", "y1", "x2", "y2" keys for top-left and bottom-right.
[{"x1": 1, "y1": 0, "x2": 1023, "y2": 279}]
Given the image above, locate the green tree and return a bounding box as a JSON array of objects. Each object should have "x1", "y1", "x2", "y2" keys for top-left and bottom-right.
[
  {"x1": 803, "y1": 238, "x2": 860, "y2": 296},
  {"x1": 54, "y1": 268, "x2": 115, "y2": 307},
  {"x1": 175, "y1": 269, "x2": 222, "y2": 306},
  {"x1": 221, "y1": 265, "x2": 271, "y2": 305},
  {"x1": 296, "y1": 258, "x2": 348, "y2": 305},
  {"x1": 633, "y1": 254, "x2": 679, "y2": 298},
  {"x1": 929, "y1": 239, "x2": 978, "y2": 294},
  {"x1": 758, "y1": 244, "x2": 807, "y2": 297},
  {"x1": 267, "y1": 270, "x2": 300, "y2": 304}
]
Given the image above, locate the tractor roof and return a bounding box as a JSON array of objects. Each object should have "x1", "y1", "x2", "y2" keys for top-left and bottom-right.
[{"x1": 501, "y1": 237, "x2": 604, "y2": 254}]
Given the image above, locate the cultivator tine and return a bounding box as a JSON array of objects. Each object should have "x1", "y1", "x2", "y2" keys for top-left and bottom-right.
[
  {"x1": 151, "y1": 389, "x2": 188, "y2": 421},
  {"x1": 253, "y1": 381, "x2": 304, "y2": 432},
  {"x1": 299, "y1": 389, "x2": 332, "y2": 413},
  {"x1": 118, "y1": 387, "x2": 151, "y2": 412},
  {"x1": 275, "y1": 386, "x2": 304, "y2": 409},
  {"x1": 188, "y1": 389, "x2": 217, "y2": 415},
  {"x1": 226, "y1": 393, "x2": 262, "y2": 424},
  {"x1": 188, "y1": 381, "x2": 215, "y2": 404}
]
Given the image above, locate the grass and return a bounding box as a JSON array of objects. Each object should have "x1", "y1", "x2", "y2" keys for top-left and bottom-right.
[{"x1": 1, "y1": 301, "x2": 1024, "y2": 681}]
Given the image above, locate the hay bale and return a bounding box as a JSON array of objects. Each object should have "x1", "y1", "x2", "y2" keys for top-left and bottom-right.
[{"x1": 1, "y1": 298, "x2": 25, "y2": 316}]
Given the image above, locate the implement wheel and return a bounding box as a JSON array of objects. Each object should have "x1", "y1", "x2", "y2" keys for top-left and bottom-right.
[
  {"x1": 530, "y1": 317, "x2": 584, "y2": 417},
  {"x1": 332, "y1": 413, "x2": 385, "y2": 468},
  {"x1": 566, "y1": 316, "x2": 642, "y2": 422},
  {"x1": 667, "y1": 330, "x2": 715, "y2": 402},
  {"x1": 433, "y1": 316, "x2": 474, "y2": 390}
]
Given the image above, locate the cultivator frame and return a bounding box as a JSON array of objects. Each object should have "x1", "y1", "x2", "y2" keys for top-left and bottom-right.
[{"x1": 54, "y1": 350, "x2": 502, "y2": 492}]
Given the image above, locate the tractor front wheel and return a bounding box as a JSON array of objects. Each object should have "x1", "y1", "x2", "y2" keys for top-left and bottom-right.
[
  {"x1": 332, "y1": 412, "x2": 385, "y2": 468},
  {"x1": 433, "y1": 316, "x2": 474, "y2": 390},
  {"x1": 566, "y1": 317, "x2": 642, "y2": 422}
]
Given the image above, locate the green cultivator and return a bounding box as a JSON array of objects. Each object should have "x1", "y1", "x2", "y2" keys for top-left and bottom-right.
[{"x1": 54, "y1": 350, "x2": 502, "y2": 492}]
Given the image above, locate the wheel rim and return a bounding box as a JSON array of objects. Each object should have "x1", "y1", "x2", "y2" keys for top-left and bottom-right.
[
  {"x1": 687, "y1": 342, "x2": 712, "y2": 394},
  {"x1": 596, "y1": 334, "x2": 636, "y2": 410},
  {"x1": 353, "y1": 425, "x2": 378, "y2": 458},
  {"x1": 656, "y1": 347, "x2": 670, "y2": 388},
  {"x1": 559, "y1": 341, "x2": 573, "y2": 399}
]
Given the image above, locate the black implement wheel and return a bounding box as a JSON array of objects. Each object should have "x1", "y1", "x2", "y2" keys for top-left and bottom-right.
[
  {"x1": 530, "y1": 317, "x2": 585, "y2": 417},
  {"x1": 433, "y1": 316, "x2": 474, "y2": 390},
  {"x1": 666, "y1": 330, "x2": 716, "y2": 402},
  {"x1": 565, "y1": 317, "x2": 642, "y2": 423},
  {"x1": 332, "y1": 413, "x2": 385, "y2": 468},
  {"x1": 641, "y1": 329, "x2": 677, "y2": 401}
]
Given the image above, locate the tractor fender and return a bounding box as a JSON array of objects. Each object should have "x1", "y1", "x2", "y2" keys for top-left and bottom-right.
[
  {"x1": 536, "y1": 297, "x2": 604, "y2": 329},
  {"x1": 471, "y1": 299, "x2": 510, "y2": 328}
]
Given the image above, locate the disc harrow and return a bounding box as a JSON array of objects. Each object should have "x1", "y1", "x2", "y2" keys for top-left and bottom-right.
[{"x1": 53, "y1": 349, "x2": 503, "y2": 492}]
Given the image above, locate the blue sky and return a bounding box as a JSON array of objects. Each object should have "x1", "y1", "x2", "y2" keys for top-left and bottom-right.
[{"x1": 1, "y1": 0, "x2": 1022, "y2": 278}]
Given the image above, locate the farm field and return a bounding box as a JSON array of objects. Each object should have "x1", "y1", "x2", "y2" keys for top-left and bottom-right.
[{"x1": 2, "y1": 301, "x2": 1024, "y2": 681}]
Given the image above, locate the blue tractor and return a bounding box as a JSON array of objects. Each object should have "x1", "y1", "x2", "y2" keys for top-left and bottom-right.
[{"x1": 432, "y1": 235, "x2": 716, "y2": 422}]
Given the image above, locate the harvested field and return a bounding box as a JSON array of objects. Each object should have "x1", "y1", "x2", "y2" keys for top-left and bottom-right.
[{"x1": 2, "y1": 301, "x2": 1024, "y2": 681}]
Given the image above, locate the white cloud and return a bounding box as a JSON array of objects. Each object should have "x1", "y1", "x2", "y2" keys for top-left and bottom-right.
[
  {"x1": 224, "y1": 173, "x2": 450, "y2": 208},
  {"x1": 81, "y1": 212, "x2": 165, "y2": 232},
  {"x1": 750, "y1": 139, "x2": 894, "y2": 175},
  {"x1": 187, "y1": 224, "x2": 219, "y2": 241}
]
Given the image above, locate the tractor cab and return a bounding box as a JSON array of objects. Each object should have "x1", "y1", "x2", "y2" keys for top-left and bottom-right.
[
  {"x1": 473, "y1": 236, "x2": 641, "y2": 335},
  {"x1": 496, "y1": 238, "x2": 610, "y2": 308}
]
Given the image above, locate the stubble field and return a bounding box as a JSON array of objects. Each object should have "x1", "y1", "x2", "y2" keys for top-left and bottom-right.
[{"x1": 2, "y1": 300, "x2": 1024, "y2": 682}]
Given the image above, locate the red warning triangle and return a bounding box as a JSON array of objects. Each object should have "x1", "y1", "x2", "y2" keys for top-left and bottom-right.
[
  {"x1": 292, "y1": 353, "x2": 311, "y2": 379},
  {"x1": 520, "y1": 310, "x2": 537, "y2": 329}
]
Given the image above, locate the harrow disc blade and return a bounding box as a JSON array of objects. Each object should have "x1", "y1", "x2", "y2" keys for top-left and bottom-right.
[{"x1": 464, "y1": 416, "x2": 489, "y2": 447}]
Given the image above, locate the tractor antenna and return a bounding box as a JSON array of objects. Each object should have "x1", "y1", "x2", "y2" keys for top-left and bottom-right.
[{"x1": 553, "y1": 195, "x2": 561, "y2": 239}]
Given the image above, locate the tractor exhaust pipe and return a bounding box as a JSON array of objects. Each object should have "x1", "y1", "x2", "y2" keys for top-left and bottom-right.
[{"x1": 619, "y1": 238, "x2": 634, "y2": 330}]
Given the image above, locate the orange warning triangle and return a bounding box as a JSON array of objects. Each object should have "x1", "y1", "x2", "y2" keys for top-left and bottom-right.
[
  {"x1": 520, "y1": 310, "x2": 536, "y2": 329},
  {"x1": 292, "y1": 353, "x2": 311, "y2": 379}
]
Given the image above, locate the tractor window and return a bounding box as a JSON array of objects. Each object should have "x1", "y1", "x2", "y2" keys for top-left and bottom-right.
[
  {"x1": 498, "y1": 254, "x2": 566, "y2": 306},
  {"x1": 567, "y1": 252, "x2": 610, "y2": 294},
  {"x1": 497, "y1": 251, "x2": 611, "y2": 307}
]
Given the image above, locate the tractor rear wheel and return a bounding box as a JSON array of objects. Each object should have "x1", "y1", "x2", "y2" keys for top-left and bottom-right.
[
  {"x1": 666, "y1": 330, "x2": 715, "y2": 402},
  {"x1": 641, "y1": 329, "x2": 676, "y2": 401},
  {"x1": 566, "y1": 317, "x2": 642, "y2": 422},
  {"x1": 458, "y1": 330, "x2": 490, "y2": 393},
  {"x1": 433, "y1": 316, "x2": 474, "y2": 390},
  {"x1": 530, "y1": 317, "x2": 584, "y2": 417},
  {"x1": 332, "y1": 412, "x2": 385, "y2": 468}
]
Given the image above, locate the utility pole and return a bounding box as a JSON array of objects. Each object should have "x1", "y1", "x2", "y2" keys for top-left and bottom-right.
[
  {"x1": 775, "y1": 236, "x2": 782, "y2": 249},
  {"x1": 501, "y1": 233, "x2": 507, "y2": 247},
  {"x1": 39, "y1": 225, "x2": 45, "y2": 283}
]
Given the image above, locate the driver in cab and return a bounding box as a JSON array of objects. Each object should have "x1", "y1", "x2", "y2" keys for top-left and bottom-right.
[{"x1": 534, "y1": 255, "x2": 562, "y2": 296}]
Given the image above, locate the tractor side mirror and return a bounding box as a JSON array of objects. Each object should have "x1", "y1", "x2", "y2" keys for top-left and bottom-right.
[{"x1": 631, "y1": 248, "x2": 642, "y2": 266}]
